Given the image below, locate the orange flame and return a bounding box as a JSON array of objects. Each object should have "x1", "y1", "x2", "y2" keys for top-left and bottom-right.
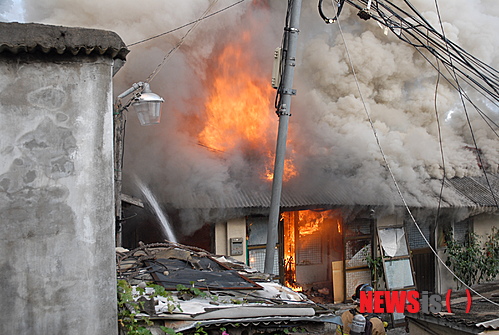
[
  {"x1": 198, "y1": 44, "x2": 274, "y2": 153},
  {"x1": 263, "y1": 150, "x2": 299, "y2": 182},
  {"x1": 282, "y1": 210, "x2": 343, "y2": 292},
  {"x1": 197, "y1": 24, "x2": 298, "y2": 182}
]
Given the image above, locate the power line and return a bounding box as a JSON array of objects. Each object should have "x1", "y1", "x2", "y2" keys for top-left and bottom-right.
[
  {"x1": 340, "y1": 0, "x2": 499, "y2": 205},
  {"x1": 343, "y1": 0, "x2": 499, "y2": 103},
  {"x1": 333, "y1": 2, "x2": 499, "y2": 307},
  {"x1": 127, "y1": 0, "x2": 247, "y2": 48},
  {"x1": 431, "y1": 0, "x2": 499, "y2": 208},
  {"x1": 145, "y1": 0, "x2": 219, "y2": 83}
]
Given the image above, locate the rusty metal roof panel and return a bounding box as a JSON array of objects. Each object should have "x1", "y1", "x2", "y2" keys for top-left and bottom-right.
[{"x1": 0, "y1": 22, "x2": 128, "y2": 60}]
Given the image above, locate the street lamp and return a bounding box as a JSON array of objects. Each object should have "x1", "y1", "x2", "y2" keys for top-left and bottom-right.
[
  {"x1": 114, "y1": 82, "x2": 164, "y2": 246},
  {"x1": 117, "y1": 82, "x2": 164, "y2": 125}
]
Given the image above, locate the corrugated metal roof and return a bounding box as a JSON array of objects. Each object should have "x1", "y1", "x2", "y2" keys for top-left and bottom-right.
[
  {"x1": 477, "y1": 317, "x2": 499, "y2": 330},
  {"x1": 0, "y1": 22, "x2": 128, "y2": 60},
  {"x1": 407, "y1": 280, "x2": 499, "y2": 331},
  {"x1": 169, "y1": 174, "x2": 497, "y2": 211},
  {"x1": 447, "y1": 173, "x2": 499, "y2": 206}
]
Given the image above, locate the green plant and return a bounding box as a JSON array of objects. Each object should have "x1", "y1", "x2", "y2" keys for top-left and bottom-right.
[
  {"x1": 362, "y1": 247, "x2": 383, "y2": 287},
  {"x1": 160, "y1": 324, "x2": 207, "y2": 335},
  {"x1": 479, "y1": 227, "x2": 499, "y2": 282},
  {"x1": 283, "y1": 327, "x2": 306, "y2": 334},
  {"x1": 365, "y1": 254, "x2": 384, "y2": 285},
  {"x1": 192, "y1": 326, "x2": 208, "y2": 335},
  {"x1": 118, "y1": 280, "x2": 182, "y2": 335},
  {"x1": 176, "y1": 282, "x2": 208, "y2": 300},
  {"x1": 445, "y1": 232, "x2": 481, "y2": 288},
  {"x1": 160, "y1": 327, "x2": 180, "y2": 335},
  {"x1": 117, "y1": 279, "x2": 153, "y2": 335},
  {"x1": 148, "y1": 283, "x2": 182, "y2": 313},
  {"x1": 444, "y1": 228, "x2": 499, "y2": 289}
]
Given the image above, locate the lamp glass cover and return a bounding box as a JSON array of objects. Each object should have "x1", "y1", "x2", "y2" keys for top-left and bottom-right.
[{"x1": 133, "y1": 101, "x2": 162, "y2": 126}]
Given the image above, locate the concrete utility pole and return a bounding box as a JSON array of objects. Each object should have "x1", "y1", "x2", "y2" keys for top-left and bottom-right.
[{"x1": 265, "y1": 0, "x2": 302, "y2": 274}]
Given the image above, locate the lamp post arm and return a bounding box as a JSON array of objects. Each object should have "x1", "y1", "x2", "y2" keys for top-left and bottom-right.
[
  {"x1": 115, "y1": 82, "x2": 147, "y2": 115},
  {"x1": 117, "y1": 82, "x2": 145, "y2": 99},
  {"x1": 113, "y1": 81, "x2": 163, "y2": 246}
]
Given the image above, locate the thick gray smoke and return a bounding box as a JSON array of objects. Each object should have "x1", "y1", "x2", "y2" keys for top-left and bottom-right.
[{"x1": 20, "y1": 0, "x2": 499, "y2": 235}]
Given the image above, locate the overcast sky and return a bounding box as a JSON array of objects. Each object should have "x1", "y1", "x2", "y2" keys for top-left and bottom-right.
[{"x1": 0, "y1": 0, "x2": 24, "y2": 22}]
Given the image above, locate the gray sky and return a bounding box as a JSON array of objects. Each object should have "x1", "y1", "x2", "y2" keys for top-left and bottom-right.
[{"x1": 0, "y1": 0, "x2": 24, "y2": 22}]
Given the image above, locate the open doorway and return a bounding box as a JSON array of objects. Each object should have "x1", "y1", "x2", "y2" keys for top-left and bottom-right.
[{"x1": 282, "y1": 209, "x2": 344, "y2": 303}]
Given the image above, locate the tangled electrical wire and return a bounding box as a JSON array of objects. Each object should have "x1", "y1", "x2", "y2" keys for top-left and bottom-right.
[
  {"x1": 318, "y1": 0, "x2": 346, "y2": 23},
  {"x1": 318, "y1": 0, "x2": 499, "y2": 208},
  {"x1": 319, "y1": 0, "x2": 499, "y2": 129},
  {"x1": 317, "y1": 0, "x2": 499, "y2": 305}
]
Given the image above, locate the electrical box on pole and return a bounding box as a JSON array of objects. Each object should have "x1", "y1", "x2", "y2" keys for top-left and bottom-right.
[{"x1": 271, "y1": 47, "x2": 283, "y2": 89}]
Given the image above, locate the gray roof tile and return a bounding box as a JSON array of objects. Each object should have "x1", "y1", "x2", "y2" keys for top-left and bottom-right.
[{"x1": 0, "y1": 22, "x2": 128, "y2": 60}]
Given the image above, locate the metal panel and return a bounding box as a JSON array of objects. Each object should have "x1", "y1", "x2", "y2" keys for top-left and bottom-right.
[
  {"x1": 248, "y1": 248, "x2": 279, "y2": 275},
  {"x1": 447, "y1": 174, "x2": 499, "y2": 206},
  {"x1": 297, "y1": 232, "x2": 322, "y2": 265},
  {"x1": 169, "y1": 175, "x2": 496, "y2": 210}
]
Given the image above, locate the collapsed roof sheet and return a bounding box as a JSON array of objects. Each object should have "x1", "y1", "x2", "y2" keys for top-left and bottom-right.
[
  {"x1": 118, "y1": 242, "x2": 261, "y2": 290},
  {"x1": 146, "y1": 257, "x2": 261, "y2": 290},
  {"x1": 117, "y1": 242, "x2": 342, "y2": 333}
]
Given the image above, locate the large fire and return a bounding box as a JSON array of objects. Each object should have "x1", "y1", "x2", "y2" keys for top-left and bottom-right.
[
  {"x1": 198, "y1": 43, "x2": 274, "y2": 153},
  {"x1": 197, "y1": 20, "x2": 298, "y2": 182},
  {"x1": 283, "y1": 210, "x2": 343, "y2": 292}
]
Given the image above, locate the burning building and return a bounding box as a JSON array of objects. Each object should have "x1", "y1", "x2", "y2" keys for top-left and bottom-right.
[{"x1": 21, "y1": 0, "x2": 499, "y2": 307}]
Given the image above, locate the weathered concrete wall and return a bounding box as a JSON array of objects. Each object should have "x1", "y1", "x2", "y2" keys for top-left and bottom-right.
[
  {"x1": 215, "y1": 218, "x2": 248, "y2": 263},
  {"x1": 474, "y1": 213, "x2": 498, "y2": 245},
  {"x1": 0, "y1": 52, "x2": 117, "y2": 334}
]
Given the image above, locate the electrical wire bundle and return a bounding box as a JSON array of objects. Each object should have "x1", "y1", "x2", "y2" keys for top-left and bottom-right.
[
  {"x1": 318, "y1": 0, "x2": 499, "y2": 305},
  {"x1": 322, "y1": 0, "x2": 499, "y2": 133},
  {"x1": 319, "y1": 0, "x2": 498, "y2": 204}
]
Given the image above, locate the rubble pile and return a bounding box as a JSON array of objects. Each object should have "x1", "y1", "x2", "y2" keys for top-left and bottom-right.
[{"x1": 116, "y1": 242, "x2": 342, "y2": 335}]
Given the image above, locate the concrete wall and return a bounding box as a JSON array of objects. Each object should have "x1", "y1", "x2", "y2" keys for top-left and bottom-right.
[
  {"x1": 0, "y1": 52, "x2": 117, "y2": 334},
  {"x1": 474, "y1": 213, "x2": 498, "y2": 245}
]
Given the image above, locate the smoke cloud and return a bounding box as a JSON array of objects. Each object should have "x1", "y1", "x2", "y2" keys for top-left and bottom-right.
[{"x1": 21, "y1": 0, "x2": 499, "y2": 235}]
